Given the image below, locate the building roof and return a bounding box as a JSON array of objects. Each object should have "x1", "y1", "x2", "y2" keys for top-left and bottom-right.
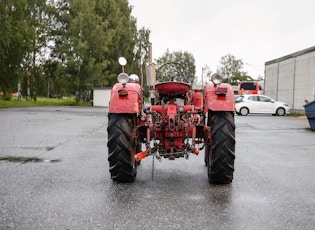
[{"x1": 265, "y1": 45, "x2": 315, "y2": 66}]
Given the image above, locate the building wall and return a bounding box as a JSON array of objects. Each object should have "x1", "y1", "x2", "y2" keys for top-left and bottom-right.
[
  {"x1": 265, "y1": 46, "x2": 315, "y2": 112},
  {"x1": 294, "y1": 52, "x2": 315, "y2": 109},
  {"x1": 93, "y1": 88, "x2": 111, "y2": 107},
  {"x1": 265, "y1": 63, "x2": 278, "y2": 99}
]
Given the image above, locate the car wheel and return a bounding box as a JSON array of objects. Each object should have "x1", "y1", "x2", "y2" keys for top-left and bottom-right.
[
  {"x1": 240, "y1": 107, "x2": 249, "y2": 116},
  {"x1": 276, "y1": 108, "x2": 285, "y2": 116}
]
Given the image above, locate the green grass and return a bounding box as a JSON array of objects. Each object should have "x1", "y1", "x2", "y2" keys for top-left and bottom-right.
[
  {"x1": 289, "y1": 112, "x2": 306, "y2": 117},
  {"x1": 0, "y1": 96, "x2": 92, "y2": 108}
]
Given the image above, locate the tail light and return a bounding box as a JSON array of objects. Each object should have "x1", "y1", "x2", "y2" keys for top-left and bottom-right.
[{"x1": 215, "y1": 87, "x2": 228, "y2": 95}]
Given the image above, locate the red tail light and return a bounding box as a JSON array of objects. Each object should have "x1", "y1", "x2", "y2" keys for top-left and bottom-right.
[
  {"x1": 215, "y1": 87, "x2": 227, "y2": 95},
  {"x1": 118, "y1": 88, "x2": 128, "y2": 96}
]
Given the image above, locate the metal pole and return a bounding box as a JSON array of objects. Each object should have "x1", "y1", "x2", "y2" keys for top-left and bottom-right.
[
  {"x1": 149, "y1": 43, "x2": 152, "y2": 65},
  {"x1": 292, "y1": 57, "x2": 296, "y2": 110},
  {"x1": 140, "y1": 62, "x2": 143, "y2": 88},
  {"x1": 47, "y1": 77, "x2": 50, "y2": 98},
  {"x1": 148, "y1": 43, "x2": 155, "y2": 105},
  {"x1": 202, "y1": 67, "x2": 204, "y2": 87}
]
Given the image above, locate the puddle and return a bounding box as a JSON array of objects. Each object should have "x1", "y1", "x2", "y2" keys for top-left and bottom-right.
[
  {"x1": 20, "y1": 145, "x2": 58, "y2": 151},
  {"x1": 0, "y1": 156, "x2": 60, "y2": 163},
  {"x1": 45, "y1": 146, "x2": 55, "y2": 151}
]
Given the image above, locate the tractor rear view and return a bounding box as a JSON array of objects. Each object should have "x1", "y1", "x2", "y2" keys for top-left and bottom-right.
[{"x1": 107, "y1": 56, "x2": 235, "y2": 184}]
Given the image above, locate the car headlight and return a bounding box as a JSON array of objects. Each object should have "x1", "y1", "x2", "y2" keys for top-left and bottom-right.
[{"x1": 211, "y1": 73, "x2": 224, "y2": 85}]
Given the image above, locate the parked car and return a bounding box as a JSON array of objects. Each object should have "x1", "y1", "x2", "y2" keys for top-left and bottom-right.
[
  {"x1": 234, "y1": 95, "x2": 242, "y2": 102},
  {"x1": 235, "y1": 95, "x2": 290, "y2": 116}
]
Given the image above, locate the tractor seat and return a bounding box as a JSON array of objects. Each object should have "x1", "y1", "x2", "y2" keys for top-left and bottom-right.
[{"x1": 155, "y1": 82, "x2": 191, "y2": 95}]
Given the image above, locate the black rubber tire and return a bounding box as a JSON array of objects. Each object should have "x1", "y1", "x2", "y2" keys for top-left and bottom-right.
[
  {"x1": 276, "y1": 107, "x2": 285, "y2": 116},
  {"x1": 204, "y1": 144, "x2": 209, "y2": 166},
  {"x1": 240, "y1": 107, "x2": 249, "y2": 116},
  {"x1": 206, "y1": 111, "x2": 235, "y2": 184},
  {"x1": 107, "y1": 113, "x2": 137, "y2": 182}
]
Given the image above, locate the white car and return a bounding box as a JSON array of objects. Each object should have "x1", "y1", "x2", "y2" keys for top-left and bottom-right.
[{"x1": 235, "y1": 95, "x2": 290, "y2": 116}]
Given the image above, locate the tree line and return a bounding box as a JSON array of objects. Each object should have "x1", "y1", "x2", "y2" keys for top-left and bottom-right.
[
  {"x1": 0, "y1": 0, "x2": 253, "y2": 101},
  {"x1": 0, "y1": 0, "x2": 150, "y2": 100}
]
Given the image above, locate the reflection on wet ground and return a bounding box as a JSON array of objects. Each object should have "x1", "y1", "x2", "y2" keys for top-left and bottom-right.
[
  {"x1": 1, "y1": 107, "x2": 314, "y2": 229},
  {"x1": 0, "y1": 156, "x2": 60, "y2": 163}
]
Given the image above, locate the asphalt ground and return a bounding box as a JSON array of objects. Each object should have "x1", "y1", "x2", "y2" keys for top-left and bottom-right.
[{"x1": 0, "y1": 106, "x2": 315, "y2": 230}]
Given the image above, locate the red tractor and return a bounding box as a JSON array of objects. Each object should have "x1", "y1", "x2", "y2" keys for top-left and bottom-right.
[{"x1": 107, "y1": 58, "x2": 235, "y2": 184}]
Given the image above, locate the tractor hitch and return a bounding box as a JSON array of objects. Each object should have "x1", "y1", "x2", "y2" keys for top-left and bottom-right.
[{"x1": 134, "y1": 151, "x2": 148, "y2": 163}]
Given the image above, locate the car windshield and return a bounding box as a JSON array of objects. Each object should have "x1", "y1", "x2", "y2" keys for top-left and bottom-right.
[
  {"x1": 235, "y1": 96, "x2": 243, "y2": 102},
  {"x1": 241, "y1": 82, "x2": 256, "y2": 90}
]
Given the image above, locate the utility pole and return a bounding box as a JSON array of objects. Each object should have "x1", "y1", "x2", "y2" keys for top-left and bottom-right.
[
  {"x1": 202, "y1": 67, "x2": 205, "y2": 88},
  {"x1": 146, "y1": 43, "x2": 156, "y2": 105}
]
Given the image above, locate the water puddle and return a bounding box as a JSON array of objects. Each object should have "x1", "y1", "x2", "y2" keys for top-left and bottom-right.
[{"x1": 0, "y1": 156, "x2": 60, "y2": 163}]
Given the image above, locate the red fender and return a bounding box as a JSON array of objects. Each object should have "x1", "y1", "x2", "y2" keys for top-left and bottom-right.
[
  {"x1": 109, "y1": 83, "x2": 142, "y2": 115},
  {"x1": 203, "y1": 83, "x2": 235, "y2": 113}
]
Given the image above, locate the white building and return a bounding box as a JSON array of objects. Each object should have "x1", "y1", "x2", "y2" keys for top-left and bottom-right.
[
  {"x1": 93, "y1": 87, "x2": 111, "y2": 107},
  {"x1": 265, "y1": 46, "x2": 315, "y2": 112}
]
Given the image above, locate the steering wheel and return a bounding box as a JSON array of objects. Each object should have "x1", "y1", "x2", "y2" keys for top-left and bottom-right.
[{"x1": 156, "y1": 62, "x2": 188, "y2": 82}]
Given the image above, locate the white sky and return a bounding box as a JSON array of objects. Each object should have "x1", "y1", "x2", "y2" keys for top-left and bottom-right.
[{"x1": 128, "y1": 0, "x2": 315, "y2": 79}]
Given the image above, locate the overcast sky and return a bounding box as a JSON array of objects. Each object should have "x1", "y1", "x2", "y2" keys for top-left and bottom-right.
[{"x1": 128, "y1": 0, "x2": 315, "y2": 79}]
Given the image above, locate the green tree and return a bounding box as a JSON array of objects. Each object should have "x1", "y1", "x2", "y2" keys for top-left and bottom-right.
[
  {"x1": 133, "y1": 27, "x2": 151, "y2": 87},
  {"x1": 0, "y1": 0, "x2": 59, "y2": 99},
  {"x1": 0, "y1": 0, "x2": 33, "y2": 97},
  {"x1": 23, "y1": 0, "x2": 53, "y2": 100},
  {"x1": 0, "y1": 0, "x2": 150, "y2": 99},
  {"x1": 52, "y1": 0, "x2": 139, "y2": 99},
  {"x1": 94, "y1": 0, "x2": 138, "y2": 86},
  {"x1": 217, "y1": 54, "x2": 249, "y2": 85},
  {"x1": 46, "y1": 0, "x2": 75, "y2": 96},
  {"x1": 155, "y1": 49, "x2": 196, "y2": 84},
  {"x1": 197, "y1": 65, "x2": 213, "y2": 86}
]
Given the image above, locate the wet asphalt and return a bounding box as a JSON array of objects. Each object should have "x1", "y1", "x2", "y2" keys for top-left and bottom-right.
[{"x1": 0, "y1": 106, "x2": 315, "y2": 230}]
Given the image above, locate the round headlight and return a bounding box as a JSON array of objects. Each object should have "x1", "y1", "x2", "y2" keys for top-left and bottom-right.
[
  {"x1": 211, "y1": 73, "x2": 224, "y2": 85},
  {"x1": 117, "y1": 73, "x2": 129, "y2": 84},
  {"x1": 129, "y1": 74, "x2": 139, "y2": 83},
  {"x1": 118, "y1": 57, "x2": 127, "y2": 66}
]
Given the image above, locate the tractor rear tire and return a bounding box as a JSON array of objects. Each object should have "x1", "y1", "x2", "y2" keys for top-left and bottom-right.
[
  {"x1": 207, "y1": 111, "x2": 235, "y2": 184},
  {"x1": 107, "y1": 113, "x2": 137, "y2": 182}
]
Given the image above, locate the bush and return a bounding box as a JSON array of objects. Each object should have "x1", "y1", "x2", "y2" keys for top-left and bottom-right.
[{"x1": 3, "y1": 92, "x2": 12, "y2": 101}]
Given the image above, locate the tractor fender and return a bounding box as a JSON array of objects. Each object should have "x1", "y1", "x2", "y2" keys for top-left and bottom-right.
[
  {"x1": 109, "y1": 83, "x2": 142, "y2": 115},
  {"x1": 203, "y1": 83, "x2": 235, "y2": 112}
]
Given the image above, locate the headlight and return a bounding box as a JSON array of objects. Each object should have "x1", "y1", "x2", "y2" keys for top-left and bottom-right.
[
  {"x1": 211, "y1": 73, "x2": 224, "y2": 85},
  {"x1": 118, "y1": 57, "x2": 127, "y2": 66},
  {"x1": 129, "y1": 74, "x2": 139, "y2": 83},
  {"x1": 117, "y1": 73, "x2": 129, "y2": 85}
]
